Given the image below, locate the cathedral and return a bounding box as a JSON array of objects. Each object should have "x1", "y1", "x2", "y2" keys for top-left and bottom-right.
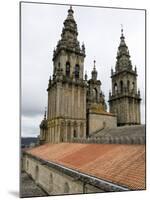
[
  {"x1": 39, "y1": 6, "x2": 141, "y2": 144},
  {"x1": 22, "y1": 6, "x2": 145, "y2": 197}
]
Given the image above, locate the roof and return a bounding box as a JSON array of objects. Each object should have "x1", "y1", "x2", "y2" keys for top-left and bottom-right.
[
  {"x1": 93, "y1": 125, "x2": 145, "y2": 137},
  {"x1": 26, "y1": 143, "x2": 145, "y2": 190}
]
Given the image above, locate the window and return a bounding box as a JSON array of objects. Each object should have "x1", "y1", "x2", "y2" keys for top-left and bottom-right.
[
  {"x1": 64, "y1": 182, "x2": 70, "y2": 193},
  {"x1": 114, "y1": 83, "x2": 118, "y2": 93},
  {"x1": 49, "y1": 173, "x2": 53, "y2": 192},
  {"x1": 73, "y1": 129, "x2": 77, "y2": 138},
  {"x1": 35, "y1": 165, "x2": 39, "y2": 183},
  {"x1": 75, "y1": 64, "x2": 80, "y2": 79},
  {"x1": 66, "y1": 62, "x2": 70, "y2": 77},
  {"x1": 120, "y1": 80, "x2": 123, "y2": 93},
  {"x1": 93, "y1": 88, "x2": 98, "y2": 100},
  {"x1": 132, "y1": 82, "x2": 135, "y2": 90},
  {"x1": 127, "y1": 80, "x2": 130, "y2": 91}
]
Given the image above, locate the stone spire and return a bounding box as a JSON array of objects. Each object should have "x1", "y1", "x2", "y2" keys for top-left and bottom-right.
[
  {"x1": 92, "y1": 60, "x2": 98, "y2": 81},
  {"x1": 53, "y1": 6, "x2": 84, "y2": 60},
  {"x1": 115, "y1": 27, "x2": 132, "y2": 72}
]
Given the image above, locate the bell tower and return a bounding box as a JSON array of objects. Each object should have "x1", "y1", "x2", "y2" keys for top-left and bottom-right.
[
  {"x1": 109, "y1": 28, "x2": 141, "y2": 126},
  {"x1": 40, "y1": 6, "x2": 87, "y2": 143}
]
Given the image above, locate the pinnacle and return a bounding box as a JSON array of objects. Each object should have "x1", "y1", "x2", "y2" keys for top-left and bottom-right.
[
  {"x1": 67, "y1": 5, "x2": 74, "y2": 17},
  {"x1": 44, "y1": 107, "x2": 47, "y2": 120},
  {"x1": 93, "y1": 60, "x2": 96, "y2": 70}
]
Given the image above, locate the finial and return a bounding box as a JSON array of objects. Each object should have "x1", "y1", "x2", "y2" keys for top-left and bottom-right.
[
  {"x1": 111, "y1": 67, "x2": 113, "y2": 75},
  {"x1": 85, "y1": 71, "x2": 88, "y2": 81},
  {"x1": 120, "y1": 24, "x2": 125, "y2": 38},
  {"x1": 68, "y1": 5, "x2": 74, "y2": 14},
  {"x1": 135, "y1": 65, "x2": 137, "y2": 72},
  {"x1": 94, "y1": 60, "x2": 96, "y2": 69},
  {"x1": 109, "y1": 90, "x2": 111, "y2": 97},
  {"x1": 121, "y1": 24, "x2": 123, "y2": 33},
  {"x1": 44, "y1": 107, "x2": 47, "y2": 120}
]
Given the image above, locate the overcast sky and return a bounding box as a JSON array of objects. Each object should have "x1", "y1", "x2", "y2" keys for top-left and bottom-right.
[{"x1": 21, "y1": 2, "x2": 145, "y2": 137}]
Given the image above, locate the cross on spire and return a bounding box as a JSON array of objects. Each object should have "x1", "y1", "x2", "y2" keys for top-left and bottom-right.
[
  {"x1": 94, "y1": 60, "x2": 96, "y2": 70},
  {"x1": 121, "y1": 24, "x2": 124, "y2": 37},
  {"x1": 68, "y1": 5, "x2": 74, "y2": 15}
]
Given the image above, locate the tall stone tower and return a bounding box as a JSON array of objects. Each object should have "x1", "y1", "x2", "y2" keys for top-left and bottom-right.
[
  {"x1": 109, "y1": 28, "x2": 141, "y2": 126},
  {"x1": 39, "y1": 6, "x2": 87, "y2": 144}
]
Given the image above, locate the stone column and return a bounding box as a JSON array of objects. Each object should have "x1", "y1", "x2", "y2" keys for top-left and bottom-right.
[
  {"x1": 61, "y1": 87, "x2": 64, "y2": 116},
  {"x1": 77, "y1": 87, "x2": 80, "y2": 118},
  {"x1": 56, "y1": 83, "x2": 61, "y2": 117},
  {"x1": 72, "y1": 86, "x2": 75, "y2": 119},
  {"x1": 138, "y1": 101, "x2": 141, "y2": 124},
  {"x1": 77, "y1": 122, "x2": 80, "y2": 138},
  {"x1": 83, "y1": 122, "x2": 86, "y2": 138},
  {"x1": 65, "y1": 122, "x2": 68, "y2": 142},
  {"x1": 50, "y1": 127, "x2": 51, "y2": 142}
]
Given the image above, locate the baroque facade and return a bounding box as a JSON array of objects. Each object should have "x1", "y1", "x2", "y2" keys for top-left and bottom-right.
[{"x1": 39, "y1": 6, "x2": 141, "y2": 144}]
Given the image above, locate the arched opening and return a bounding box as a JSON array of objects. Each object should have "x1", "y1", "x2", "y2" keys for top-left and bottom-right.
[
  {"x1": 35, "y1": 165, "x2": 39, "y2": 183},
  {"x1": 132, "y1": 82, "x2": 135, "y2": 91},
  {"x1": 73, "y1": 129, "x2": 77, "y2": 138},
  {"x1": 120, "y1": 80, "x2": 123, "y2": 93},
  {"x1": 114, "y1": 83, "x2": 118, "y2": 94},
  {"x1": 49, "y1": 173, "x2": 53, "y2": 193},
  {"x1": 64, "y1": 182, "x2": 70, "y2": 193},
  {"x1": 127, "y1": 80, "x2": 130, "y2": 91},
  {"x1": 75, "y1": 64, "x2": 80, "y2": 79},
  {"x1": 93, "y1": 88, "x2": 98, "y2": 101},
  {"x1": 66, "y1": 62, "x2": 70, "y2": 77}
]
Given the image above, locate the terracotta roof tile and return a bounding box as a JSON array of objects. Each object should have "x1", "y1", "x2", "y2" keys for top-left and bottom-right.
[{"x1": 26, "y1": 143, "x2": 145, "y2": 190}]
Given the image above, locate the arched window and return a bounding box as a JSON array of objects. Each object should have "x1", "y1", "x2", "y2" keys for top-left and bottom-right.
[
  {"x1": 64, "y1": 182, "x2": 70, "y2": 193},
  {"x1": 114, "y1": 83, "x2": 118, "y2": 94},
  {"x1": 75, "y1": 64, "x2": 80, "y2": 79},
  {"x1": 127, "y1": 80, "x2": 130, "y2": 91},
  {"x1": 120, "y1": 80, "x2": 123, "y2": 93},
  {"x1": 66, "y1": 62, "x2": 70, "y2": 77},
  {"x1": 73, "y1": 129, "x2": 77, "y2": 138},
  {"x1": 93, "y1": 88, "x2": 98, "y2": 101},
  {"x1": 35, "y1": 165, "x2": 39, "y2": 183},
  {"x1": 132, "y1": 82, "x2": 135, "y2": 90},
  {"x1": 49, "y1": 173, "x2": 53, "y2": 193}
]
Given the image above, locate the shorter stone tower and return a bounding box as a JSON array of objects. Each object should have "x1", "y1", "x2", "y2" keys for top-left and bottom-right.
[
  {"x1": 86, "y1": 61, "x2": 116, "y2": 136},
  {"x1": 109, "y1": 28, "x2": 141, "y2": 126},
  {"x1": 87, "y1": 60, "x2": 107, "y2": 112}
]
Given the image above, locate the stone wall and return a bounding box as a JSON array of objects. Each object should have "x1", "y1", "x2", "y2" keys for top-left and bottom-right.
[
  {"x1": 88, "y1": 112, "x2": 117, "y2": 135},
  {"x1": 23, "y1": 154, "x2": 105, "y2": 196},
  {"x1": 71, "y1": 136, "x2": 145, "y2": 145}
]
